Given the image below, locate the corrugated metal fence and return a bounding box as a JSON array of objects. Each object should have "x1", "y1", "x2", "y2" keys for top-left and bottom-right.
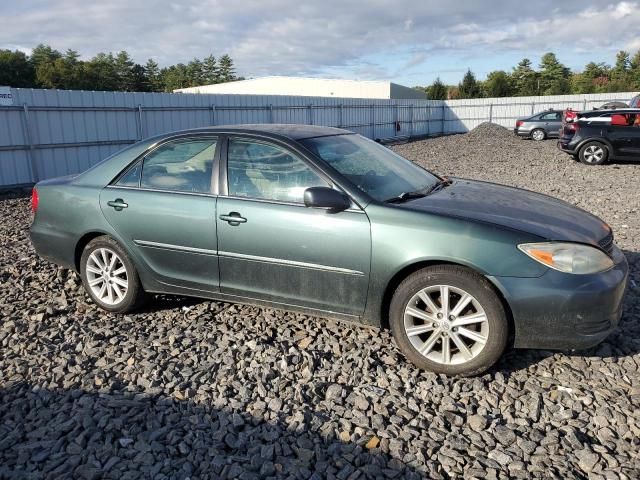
[{"x1": 0, "y1": 88, "x2": 636, "y2": 187}]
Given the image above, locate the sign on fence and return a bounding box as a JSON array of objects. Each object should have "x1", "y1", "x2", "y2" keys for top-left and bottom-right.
[{"x1": 0, "y1": 87, "x2": 13, "y2": 106}]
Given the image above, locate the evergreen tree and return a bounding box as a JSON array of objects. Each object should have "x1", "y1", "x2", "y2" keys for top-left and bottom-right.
[
  {"x1": 114, "y1": 51, "x2": 136, "y2": 91},
  {"x1": 144, "y1": 59, "x2": 162, "y2": 91},
  {"x1": 483, "y1": 71, "x2": 512, "y2": 97},
  {"x1": 30, "y1": 44, "x2": 62, "y2": 88},
  {"x1": 538, "y1": 52, "x2": 570, "y2": 95},
  {"x1": 202, "y1": 55, "x2": 218, "y2": 84},
  {"x1": 161, "y1": 64, "x2": 190, "y2": 91},
  {"x1": 186, "y1": 58, "x2": 204, "y2": 86},
  {"x1": 82, "y1": 53, "x2": 119, "y2": 91},
  {"x1": 458, "y1": 69, "x2": 482, "y2": 98},
  {"x1": 511, "y1": 59, "x2": 538, "y2": 96},
  {"x1": 426, "y1": 77, "x2": 447, "y2": 100},
  {"x1": 218, "y1": 54, "x2": 236, "y2": 83},
  {"x1": 571, "y1": 62, "x2": 610, "y2": 93}
]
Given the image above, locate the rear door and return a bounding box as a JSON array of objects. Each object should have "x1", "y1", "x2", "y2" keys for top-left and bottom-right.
[
  {"x1": 216, "y1": 135, "x2": 371, "y2": 316},
  {"x1": 100, "y1": 135, "x2": 220, "y2": 293}
]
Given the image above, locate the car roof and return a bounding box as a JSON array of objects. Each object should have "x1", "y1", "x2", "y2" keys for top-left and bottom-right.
[{"x1": 157, "y1": 124, "x2": 352, "y2": 141}]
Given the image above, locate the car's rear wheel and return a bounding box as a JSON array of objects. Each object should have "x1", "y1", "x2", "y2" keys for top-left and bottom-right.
[
  {"x1": 80, "y1": 236, "x2": 146, "y2": 313},
  {"x1": 389, "y1": 265, "x2": 508, "y2": 376},
  {"x1": 531, "y1": 128, "x2": 546, "y2": 141},
  {"x1": 579, "y1": 141, "x2": 608, "y2": 165}
]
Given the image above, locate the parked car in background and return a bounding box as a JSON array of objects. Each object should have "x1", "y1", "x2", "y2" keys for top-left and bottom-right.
[
  {"x1": 514, "y1": 110, "x2": 563, "y2": 141},
  {"x1": 558, "y1": 108, "x2": 640, "y2": 165},
  {"x1": 630, "y1": 94, "x2": 640, "y2": 108},
  {"x1": 30, "y1": 125, "x2": 628, "y2": 375},
  {"x1": 594, "y1": 101, "x2": 628, "y2": 110}
]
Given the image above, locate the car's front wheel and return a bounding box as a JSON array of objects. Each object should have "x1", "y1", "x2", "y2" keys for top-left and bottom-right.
[
  {"x1": 389, "y1": 265, "x2": 508, "y2": 376},
  {"x1": 80, "y1": 236, "x2": 146, "y2": 313},
  {"x1": 579, "y1": 141, "x2": 608, "y2": 165},
  {"x1": 531, "y1": 128, "x2": 546, "y2": 141}
]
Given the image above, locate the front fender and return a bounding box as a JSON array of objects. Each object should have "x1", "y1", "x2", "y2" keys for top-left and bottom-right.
[{"x1": 361, "y1": 204, "x2": 546, "y2": 326}]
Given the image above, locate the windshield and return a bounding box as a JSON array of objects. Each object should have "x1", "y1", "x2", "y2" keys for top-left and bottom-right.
[{"x1": 301, "y1": 134, "x2": 439, "y2": 201}]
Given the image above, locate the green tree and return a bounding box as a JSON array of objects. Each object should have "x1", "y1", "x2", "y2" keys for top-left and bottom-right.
[
  {"x1": 458, "y1": 69, "x2": 482, "y2": 98},
  {"x1": 218, "y1": 54, "x2": 236, "y2": 83},
  {"x1": 483, "y1": 70, "x2": 512, "y2": 97},
  {"x1": 511, "y1": 59, "x2": 538, "y2": 96},
  {"x1": 130, "y1": 64, "x2": 149, "y2": 91},
  {"x1": 186, "y1": 58, "x2": 204, "y2": 86},
  {"x1": 30, "y1": 44, "x2": 62, "y2": 88},
  {"x1": 571, "y1": 62, "x2": 609, "y2": 93},
  {"x1": 0, "y1": 49, "x2": 36, "y2": 87},
  {"x1": 144, "y1": 59, "x2": 162, "y2": 91},
  {"x1": 82, "y1": 53, "x2": 119, "y2": 91},
  {"x1": 538, "y1": 52, "x2": 570, "y2": 95},
  {"x1": 426, "y1": 77, "x2": 447, "y2": 100},
  {"x1": 612, "y1": 50, "x2": 630, "y2": 78},
  {"x1": 202, "y1": 55, "x2": 218, "y2": 84},
  {"x1": 114, "y1": 51, "x2": 136, "y2": 91},
  {"x1": 161, "y1": 64, "x2": 190, "y2": 91}
]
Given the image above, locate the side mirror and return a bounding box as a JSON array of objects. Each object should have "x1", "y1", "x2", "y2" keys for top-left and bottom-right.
[{"x1": 303, "y1": 187, "x2": 350, "y2": 211}]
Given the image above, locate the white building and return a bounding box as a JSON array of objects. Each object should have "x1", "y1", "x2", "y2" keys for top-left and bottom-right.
[{"x1": 174, "y1": 76, "x2": 426, "y2": 100}]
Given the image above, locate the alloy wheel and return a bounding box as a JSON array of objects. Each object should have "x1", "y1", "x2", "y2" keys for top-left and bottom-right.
[
  {"x1": 403, "y1": 285, "x2": 489, "y2": 365},
  {"x1": 583, "y1": 145, "x2": 604, "y2": 164},
  {"x1": 85, "y1": 247, "x2": 129, "y2": 305},
  {"x1": 531, "y1": 129, "x2": 545, "y2": 141}
]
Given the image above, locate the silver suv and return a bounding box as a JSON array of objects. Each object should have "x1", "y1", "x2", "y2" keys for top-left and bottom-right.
[{"x1": 514, "y1": 110, "x2": 563, "y2": 141}]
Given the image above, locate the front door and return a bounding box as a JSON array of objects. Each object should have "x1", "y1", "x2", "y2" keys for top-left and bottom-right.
[
  {"x1": 606, "y1": 114, "x2": 640, "y2": 158},
  {"x1": 216, "y1": 136, "x2": 371, "y2": 316},
  {"x1": 100, "y1": 136, "x2": 220, "y2": 293}
]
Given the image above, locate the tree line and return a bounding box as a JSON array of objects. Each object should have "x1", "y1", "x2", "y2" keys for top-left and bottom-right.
[
  {"x1": 420, "y1": 51, "x2": 640, "y2": 100},
  {"x1": 0, "y1": 44, "x2": 242, "y2": 92}
]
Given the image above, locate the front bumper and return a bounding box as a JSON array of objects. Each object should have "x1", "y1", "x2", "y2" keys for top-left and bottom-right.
[{"x1": 491, "y1": 246, "x2": 629, "y2": 350}]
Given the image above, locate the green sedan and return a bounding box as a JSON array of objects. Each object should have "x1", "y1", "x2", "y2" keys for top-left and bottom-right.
[{"x1": 30, "y1": 125, "x2": 628, "y2": 375}]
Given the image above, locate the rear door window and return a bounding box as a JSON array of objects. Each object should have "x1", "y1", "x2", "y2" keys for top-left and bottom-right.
[
  {"x1": 539, "y1": 112, "x2": 561, "y2": 121},
  {"x1": 138, "y1": 138, "x2": 217, "y2": 194}
]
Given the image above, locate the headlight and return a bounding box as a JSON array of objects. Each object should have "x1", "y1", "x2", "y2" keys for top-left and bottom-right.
[{"x1": 518, "y1": 242, "x2": 614, "y2": 274}]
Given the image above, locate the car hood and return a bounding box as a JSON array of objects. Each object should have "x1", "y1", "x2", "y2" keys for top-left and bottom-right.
[{"x1": 400, "y1": 179, "x2": 610, "y2": 245}]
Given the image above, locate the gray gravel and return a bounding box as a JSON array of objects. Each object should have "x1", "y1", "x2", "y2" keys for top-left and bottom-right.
[{"x1": 1, "y1": 125, "x2": 640, "y2": 479}]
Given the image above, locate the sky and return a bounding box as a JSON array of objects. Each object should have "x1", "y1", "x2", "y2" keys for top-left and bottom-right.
[{"x1": 2, "y1": 0, "x2": 640, "y2": 86}]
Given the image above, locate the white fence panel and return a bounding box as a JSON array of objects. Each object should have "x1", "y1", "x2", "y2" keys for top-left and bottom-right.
[{"x1": 0, "y1": 88, "x2": 637, "y2": 186}]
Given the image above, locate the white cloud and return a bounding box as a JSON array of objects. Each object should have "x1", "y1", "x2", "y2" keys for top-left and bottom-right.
[{"x1": 1, "y1": 0, "x2": 639, "y2": 79}]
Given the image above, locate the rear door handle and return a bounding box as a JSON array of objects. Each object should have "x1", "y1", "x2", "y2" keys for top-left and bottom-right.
[
  {"x1": 219, "y1": 212, "x2": 247, "y2": 225},
  {"x1": 107, "y1": 198, "x2": 128, "y2": 211}
]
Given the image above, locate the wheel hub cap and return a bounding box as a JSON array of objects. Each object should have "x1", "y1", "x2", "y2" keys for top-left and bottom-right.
[
  {"x1": 403, "y1": 285, "x2": 489, "y2": 365},
  {"x1": 86, "y1": 248, "x2": 128, "y2": 306}
]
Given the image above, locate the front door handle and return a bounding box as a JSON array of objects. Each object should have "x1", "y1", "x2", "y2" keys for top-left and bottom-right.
[
  {"x1": 107, "y1": 198, "x2": 128, "y2": 211},
  {"x1": 219, "y1": 212, "x2": 247, "y2": 226}
]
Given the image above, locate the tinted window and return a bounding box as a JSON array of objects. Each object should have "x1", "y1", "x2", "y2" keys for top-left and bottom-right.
[
  {"x1": 140, "y1": 138, "x2": 217, "y2": 193},
  {"x1": 227, "y1": 139, "x2": 329, "y2": 202},
  {"x1": 117, "y1": 161, "x2": 142, "y2": 187}
]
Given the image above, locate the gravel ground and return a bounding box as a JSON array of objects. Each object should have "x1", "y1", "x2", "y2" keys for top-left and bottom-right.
[{"x1": 1, "y1": 124, "x2": 639, "y2": 479}]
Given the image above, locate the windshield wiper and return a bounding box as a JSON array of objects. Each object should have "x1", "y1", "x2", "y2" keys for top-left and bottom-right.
[{"x1": 384, "y1": 177, "x2": 452, "y2": 204}]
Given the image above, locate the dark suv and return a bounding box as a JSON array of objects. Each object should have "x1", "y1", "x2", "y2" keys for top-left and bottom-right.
[{"x1": 557, "y1": 109, "x2": 640, "y2": 165}]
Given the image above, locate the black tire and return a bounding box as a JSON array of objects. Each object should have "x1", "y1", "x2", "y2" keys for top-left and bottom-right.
[
  {"x1": 80, "y1": 235, "x2": 146, "y2": 313},
  {"x1": 530, "y1": 128, "x2": 546, "y2": 141},
  {"x1": 578, "y1": 141, "x2": 608, "y2": 165},
  {"x1": 389, "y1": 265, "x2": 508, "y2": 376}
]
